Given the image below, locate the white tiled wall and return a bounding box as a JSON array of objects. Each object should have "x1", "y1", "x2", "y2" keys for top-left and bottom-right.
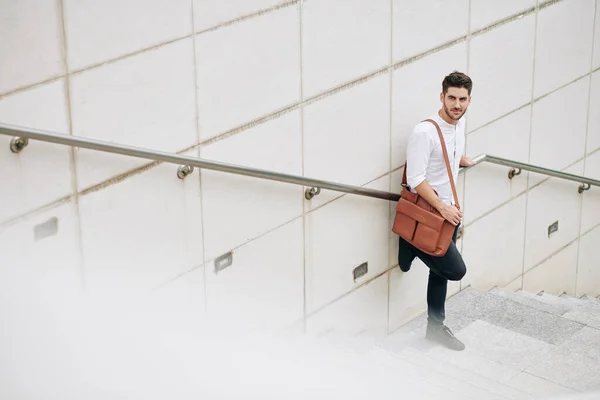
[
  {"x1": 204, "y1": 219, "x2": 304, "y2": 333},
  {"x1": 0, "y1": 80, "x2": 73, "y2": 223},
  {"x1": 193, "y1": 0, "x2": 284, "y2": 31},
  {"x1": 461, "y1": 195, "x2": 527, "y2": 291},
  {"x1": 577, "y1": 224, "x2": 600, "y2": 297},
  {"x1": 63, "y1": 0, "x2": 192, "y2": 71},
  {"x1": 78, "y1": 149, "x2": 203, "y2": 292},
  {"x1": 302, "y1": 0, "x2": 390, "y2": 98},
  {"x1": 196, "y1": 5, "x2": 300, "y2": 140},
  {"x1": 523, "y1": 240, "x2": 578, "y2": 296},
  {"x1": 1, "y1": 0, "x2": 599, "y2": 340},
  {"x1": 464, "y1": 107, "x2": 531, "y2": 225},
  {"x1": 307, "y1": 272, "x2": 388, "y2": 338},
  {"x1": 200, "y1": 111, "x2": 303, "y2": 261},
  {"x1": 529, "y1": 77, "x2": 589, "y2": 186},
  {"x1": 392, "y1": 0, "x2": 468, "y2": 62},
  {"x1": 305, "y1": 176, "x2": 390, "y2": 314},
  {"x1": 588, "y1": 71, "x2": 600, "y2": 155},
  {"x1": 524, "y1": 162, "x2": 584, "y2": 272},
  {"x1": 303, "y1": 73, "x2": 390, "y2": 209},
  {"x1": 581, "y1": 150, "x2": 600, "y2": 234},
  {"x1": 533, "y1": 0, "x2": 595, "y2": 98},
  {"x1": 71, "y1": 39, "x2": 198, "y2": 189},
  {"x1": 0, "y1": 0, "x2": 63, "y2": 93},
  {"x1": 595, "y1": 0, "x2": 600, "y2": 70},
  {"x1": 470, "y1": 0, "x2": 536, "y2": 32},
  {"x1": 467, "y1": 16, "x2": 535, "y2": 131}
]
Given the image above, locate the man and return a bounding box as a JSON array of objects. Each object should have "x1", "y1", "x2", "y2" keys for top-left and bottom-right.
[{"x1": 398, "y1": 71, "x2": 475, "y2": 351}]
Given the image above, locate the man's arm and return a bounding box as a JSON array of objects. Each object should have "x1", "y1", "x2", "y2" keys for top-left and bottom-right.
[{"x1": 405, "y1": 127, "x2": 462, "y2": 225}]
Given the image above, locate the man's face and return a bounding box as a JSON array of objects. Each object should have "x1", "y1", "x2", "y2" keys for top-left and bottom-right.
[{"x1": 440, "y1": 87, "x2": 471, "y2": 121}]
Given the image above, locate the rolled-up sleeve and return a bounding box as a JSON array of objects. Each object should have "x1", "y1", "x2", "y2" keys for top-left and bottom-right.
[{"x1": 406, "y1": 126, "x2": 433, "y2": 189}]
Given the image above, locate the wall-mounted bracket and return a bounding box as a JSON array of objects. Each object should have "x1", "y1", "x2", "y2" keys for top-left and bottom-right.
[
  {"x1": 305, "y1": 187, "x2": 321, "y2": 200},
  {"x1": 508, "y1": 168, "x2": 522, "y2": 180},
  {"x1": 177, "y1": 165, "x2": 194, "y2": 179},
  {"x1": 578, "y1": 183, "x2": 591, "y2": 194},
  {"x1": 10, "y1": 137, "x2": 29, "y2": 153}
]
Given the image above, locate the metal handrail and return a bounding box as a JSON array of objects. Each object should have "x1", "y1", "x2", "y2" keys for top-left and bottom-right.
[{"x1": 1, "y1": 122, "x2": 598, "y2": 200}]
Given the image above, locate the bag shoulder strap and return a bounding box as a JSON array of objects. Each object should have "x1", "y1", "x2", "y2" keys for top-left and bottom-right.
[{"x1": 401, "y1": 119, "x2": 460, "y2": 209}]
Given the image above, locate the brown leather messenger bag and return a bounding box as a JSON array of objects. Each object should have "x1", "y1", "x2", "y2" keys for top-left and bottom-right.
[{"x1": 392, "y1": 119, "x2": 460, "y2": 257}]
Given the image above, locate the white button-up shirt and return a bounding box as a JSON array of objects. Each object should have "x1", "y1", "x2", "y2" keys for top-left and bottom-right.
[{"x1": 405, "y1": 113, "x2": 465, "y2": 206}]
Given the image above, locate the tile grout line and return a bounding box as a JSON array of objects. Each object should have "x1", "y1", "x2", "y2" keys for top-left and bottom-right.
[
  {"x1": 57, "y1": 0, "x2": 86, "y2": 291},
  {"x1": 519, "y1": 0, "x2": 542, "y2": 291},
  {"x1": 575, "y1": 0, "x2": 598, "y2": 297},
  {"x1": 189, "y1": 0, "x2": 209, "y2": 318},
  {"x1": 298, "y1": 0, "x2": 308, "y2": 334},
  {"x1": 386, "y1": 0, "x2": 394, "y2": 335},
  {"x1": 460, "y1": 0, "x2": 473, "y2": 264}
]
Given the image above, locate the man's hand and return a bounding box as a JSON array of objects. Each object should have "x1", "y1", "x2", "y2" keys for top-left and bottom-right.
[
  {"x1": 460, "y1": 156, "x2": 475, "y2": 167},
  {"x1": 438, "y1": 203, "x2": 462, "y2": 226},
  {"x1": 413, "y1": 180, "x2": 463, "y2": 225}
]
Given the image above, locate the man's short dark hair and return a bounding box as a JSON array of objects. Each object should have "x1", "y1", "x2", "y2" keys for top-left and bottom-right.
[{"x1": 442, "y1": 71, "x2": 473, "y2": 95}]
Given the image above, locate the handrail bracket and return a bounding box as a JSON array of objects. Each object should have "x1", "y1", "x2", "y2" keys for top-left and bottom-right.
[
  {"x1": 10, "y1": 137, "x2": 29, "y2": 153},
  {"x1": 579, "y1": 183, "x2": 591, "y2": 194},
  {"x1": 508, "y1": 167, "x2": 522, "y2": 180},
  {"x1": 305, "y1": 187, "x2": 321, "y2": 200}
]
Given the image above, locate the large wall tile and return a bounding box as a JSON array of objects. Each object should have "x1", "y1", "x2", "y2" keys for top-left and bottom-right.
[
  {"x1": 204, "y1": 219, "x2": 304, "y2": 332},
  {"x1": 0, "y1": 0, "x2": 63, "y2": 93},
  {"x1": 196, "y1": 6, "x2": 300, "y2": 141},
  {"x1": 193, "y1": 0, "x2": 283, "y2": 31},
  {"x1": 63, "y1": 0, "x2": 192, "y2": 71},
  {"x1": 392, "y1": 0, "x2": 468, "y2": 62},
  {"x1": 71, "y1": 39, "x2": 197, "y2": 189},
  {"x1": 462, "y1": 195, "x2": 527, "y2": 291},
  {"x1": 303, "y1": 74, "x2": 390, "y2": 209},
  {"x1": 201, "y1": 111, "x2": 302, "y2": 261},
  {"x1": 467, "y1": 16, "x2": 535, "y2": 130},
  {"x1": 470, "y1": 0, "x2": 536, "y2": 32},
  {"x1": 523, "y1": 241, "x2": 578, "y2": 296},
  {"x1": 0, "y1": 80, "x2": 72, "y2": 223},
  {"x1": 307, "y1": 273, "x2": 388, "y2": 338},
  {"x1": 463, "y1": 107, "x2": 531, "y2": 224},
  {"x1": 588, "y1": 71, "x2": 600, "y2": 155},
  {"x1": 78, "y1": 151, "x2": 203, "y2": 292},
  {"x1": 529, "y1": 77, "x2": 589, "y2": 186},
  {"x1": 533, "y1": 0, "x2": 595, "y2": 98},
  {"x1": 305, "y1": 176, "x2": 390, "y2": 314},
  {"x1": 302, "y1": 0, "x2": 390, "y2": 98},
  {"x1": 0, "y1": 201, "x2": 82, "y2": 299},
  {"x1": 524, "y1": 162, "x2": 584, "y2": 272},
  {"x1": 595, "y1": 0, "x2": 600, "y2": 69},
  {"x1": 392, "y1": 43, "x2": 467, "y2": 169},
  {"x1": 577, "y1": 224, "x2": 600, "y2": 297},
  {"x1": 581, "y1": 151, "x2": 600, "y2": 234}
]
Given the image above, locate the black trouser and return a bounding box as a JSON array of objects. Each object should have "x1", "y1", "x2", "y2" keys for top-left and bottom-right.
[{"x1": 397, "y1": 224, "x2": 466, "y2": 325}]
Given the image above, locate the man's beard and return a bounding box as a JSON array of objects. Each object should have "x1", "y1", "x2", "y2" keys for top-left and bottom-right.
[{"x1": 444, "y1": 104, "x2": 465, "y2": 120}]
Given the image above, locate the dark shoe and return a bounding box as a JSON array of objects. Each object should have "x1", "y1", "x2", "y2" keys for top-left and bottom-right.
[{"x1": 426, "y1": 324, "x2": 465, "y2": 351}]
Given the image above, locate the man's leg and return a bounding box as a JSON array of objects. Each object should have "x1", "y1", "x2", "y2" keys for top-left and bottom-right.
[
  {"x1": 398, "y1": 236, "x2": 417, "y2": 272},
  {"x1": 412, "y1": 226, "x2": 467, "y2": 350}
]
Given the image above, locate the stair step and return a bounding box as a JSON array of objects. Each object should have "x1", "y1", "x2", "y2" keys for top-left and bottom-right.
[
  {"x1": 488, "y1": 288, "x2": 572, "y2": 316},
  {"x1": 394, "y1": 346, "x2": 536, "y2": 400}
]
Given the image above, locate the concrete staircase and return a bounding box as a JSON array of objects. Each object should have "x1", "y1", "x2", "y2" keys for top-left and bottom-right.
[
  {"x1": 316, "y1": 286, "x2": 600, "y2": 400},
  {"x1": 5, "y1": 285, "x2": 600, "y2": 399}
]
